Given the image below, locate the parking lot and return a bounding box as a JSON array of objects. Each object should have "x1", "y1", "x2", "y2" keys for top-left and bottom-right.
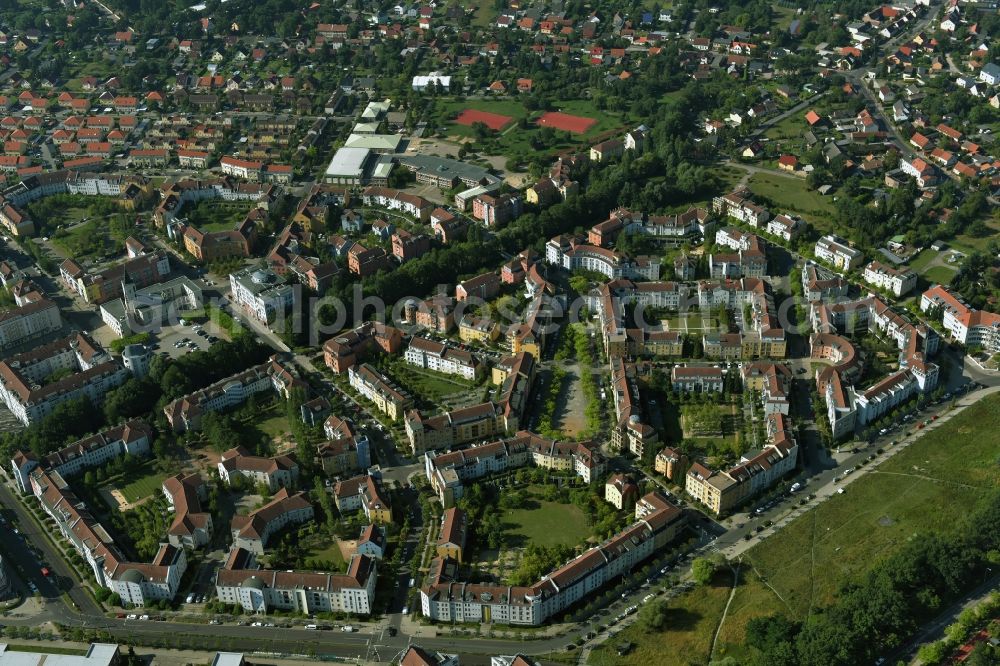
[{"x1": 152, "y1": 319, "x2": 225, "y2": 359}]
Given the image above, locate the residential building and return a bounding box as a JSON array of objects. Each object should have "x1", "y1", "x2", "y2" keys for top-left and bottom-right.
[
  {"x1": 604, "y1": 473, "x2": 638, "y2": 510},
  {"x1": 670, "y1": 366, "x2": 725, "y2": 393},
  {"x1": 0, "y1": 297, "x2": 62, "y2": 351},
  {"x1": 436, "y1": 507, "x2": 467, "y2": 564},
  {"x1": 30, "y1": 467, "x2": 187, "y2": 606},
  {"x1": 712, "y1": 189, "x2": 770, "y2": 227},
  {"x1": 420, "y1": 493, "x2": 685, "y2": 625},
  {"x1": 545, "y1": 235, "x2": 660, "y2": 281},
  {"x1": 218, "y1": 446, "x2": 299, "y2": 492},
  {"x1": 863, "y1": 261, "x2": 917, "y2": 297},
  {"x1": 333, "y1": 474, "x2": 392, "y2": 523},
  {"x1": 163, "y1": 473, "x2": 213, "y2": 549},
  {"x1": 229, "y1": 267, "x2": 294, "y2": 324},
  {"x1": 921, "y1": 285, "x2": 1000, "y2": 352},
  {"x1": 323, "y1": 322, "x2": 404, "y2": 374},
  {"x1": 0, "y1": 332, "x2": 129, "y2": 426},
  {"x1": 348, "y1": 363, "x2": 413, "y2": 421},
  {"x1": 423, "y1": 430, "x2": 604, "y2": 506},
  {"x1": 216, "y1": 552, "x2": 376, "y2": 615},
  {"x1": 654, "y1": 447, "x2": 687, "y2": 481},
  {"x1": 814, "y1": 234, "x2": 863, "y2": 270},
  {"x1": 685, "y1": 413, "x2": 798, "y2": 514},
  {"x1": 230, "y1": 489, "x2": 314, "y2": 554},
  {"x1": 10, "y1": 420, "x2": 151, "y2": 494},
  {"x1": 404, "y1": 337, "x2": 481, "y2": 380},
  {"x1": 163, "y1": 356, "x2": 303, "y2": 432},
  {"x1": 356, "y1": 525, "x2": 386, "y2": 560}
]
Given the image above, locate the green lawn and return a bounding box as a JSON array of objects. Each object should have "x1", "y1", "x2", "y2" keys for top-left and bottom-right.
[
  {"x1": 707, "y1": 165, "x2": 746, "y2": 192},
  {"x1": 746, "y1": 395, "x2": 999, "y2": 618},
  {"x1": 390, "y1": 363, "x2": 475, "y2": 405},
  {"x1": 502, "y1": 489, "x2": 590, "y2": 549},
  {"x1": 747, "y1": 172, "x2": 837, "y2": 227},
  {"x1": 588, "y1": 392, "x2": 1000, "y2": 665},
  {"x1": 763, "y1": 114, "x2": 806, "y2": 140},
  {"x1": 119, "y1": 468, "x2": 168, "y2": 504},
  {"x1": 588, "y1": 568, "x2": 735, "y2": 666},
  {"x1": 922, "y1": 265, "x2": 957, "y2": 285},
  {"x1": 302, "y1": 540, "x2": 346, "y2": 570},
  {"x1": 184, "y1": 200, "x2": 252, "y2": 232},
  {"x1": 907, "y1": 249, "x2": 938, "y2": 272},
  {"x1": 665, "y1": 314, "x2": 723, "y2": 332},
  {"x1": 51, "y1": 219, "x2": 125, "y2": 261}
]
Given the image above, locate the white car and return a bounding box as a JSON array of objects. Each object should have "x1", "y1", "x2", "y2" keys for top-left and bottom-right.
[{"x1": 127, "y1": 614, "x2": 138, "y2": 620}]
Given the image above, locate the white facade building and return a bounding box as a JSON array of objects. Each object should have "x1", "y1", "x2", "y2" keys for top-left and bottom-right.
[{"x1": 815, "y1": 234, "x2": 864, "y2": 270}]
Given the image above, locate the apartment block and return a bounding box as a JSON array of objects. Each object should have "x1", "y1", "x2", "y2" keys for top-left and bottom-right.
[
  {"x1": 920, "y1": 284, "x2": 1000, "y2": 352},
  {"x1": 685, "y1": 413, "x2": 798, "y2": 514},
  {"x1": 230, "y1": 489, "x2": 314, "y2": 554},
  {"x1": 163, "y1": 356, "x2": 303, "y2": 432},
  {"x1": 863, "y1": 261, "x2": 917, "y2": 297},
  {"x1": 0, "y1": 332, "x2": 129, "y2": 425},
  {"x1": 332, "y1": 474, "x2": 392, "y2": 524},
  {"x1": 815, "y1": 234, "x2": 864, "y2": 270},
  {"x1": 348, "y1": 363, "x2": 413, "y2": 421},
  {"x1": 216, "y1": 550, "x2": 376, "y2": 615},
  {"x1": 218, "y1": 446, "x2": 299, "y2": 492},
  {"x1": 421, "y1": 492, "x2": 685, "y2": 625},
  {"x1": 404, "y1": 337, "x2": 481, "y2": 380},
  {"x1": 323, "y1": 322, "x2": 404, "y2": 374},
  {"x1": 670, "y1": 366, "x2": 725, "y2": 392}
]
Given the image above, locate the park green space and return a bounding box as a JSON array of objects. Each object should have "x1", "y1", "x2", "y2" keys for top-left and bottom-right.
[
  {"x1": 118, "y1": 464, "x2": 168, "y2": 504},
  {"x1": 301, "y1": 540, "x2": 347, "y2": 570},
  {"x1": 386, "y1": 362, "x2": 478, "y2": 405},
  {"x1": 501, "y1": 485, "x2": 590, "y2": 549},
  {"x1": 747, "y1": 172, "x2": 837, "y2": 228},
  {"x1": 922, "y1": 265, "x2": 957, "y2": 285},
  {"x1": 763, "y1": 114, "x2": 805, "y2": 140},
  {"x1": 51, "y1": 219, "x2": 125, "y2": 261},
  {"x1": 907, "y1": 248, "x2": 937, "y2": 272},
  {"x1": 586, "y1": 392, "x2": 1000, "y2": 666},
  {"x1": 182, "y1": 200, "x2": 252, "y2": 232}
]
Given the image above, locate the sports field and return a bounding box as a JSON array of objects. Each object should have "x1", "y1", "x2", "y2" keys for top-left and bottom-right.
[
  {"x1": 455, "y1": 109, "x2": 514, "y2": 131},
  {"x1": 536, "y1": 111, "x2": 597, "y2": 134}
]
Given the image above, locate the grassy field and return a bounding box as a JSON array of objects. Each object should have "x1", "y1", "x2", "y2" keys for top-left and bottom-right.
[
  {"x1": 51, "y1": 219, "x2": 124, "y2": 262},
  {"x1": 747, "y1": 172, "x2": 837, "y2": 227},
  {"x1": 763, "y1": 114, "x2": 805, "y2": 140},
  {"x1": 680, "y1": 403, "x2": 744, "y2": 459},
  {"x1": 184, "y1": 200, "x2": 251, "y2": 232},
  {"x1": 390, "y1": 363, "x2": 475, "y2": 404},
  {"x1": 922, "y1": 265, "x2": 957, "y2": 285},
  {"x1": 119, "y1": 468, "x2": 168, "y2": 504},
  {"x1": 302, "y1": 540, "x2": 346, "y2": 570},
  {"x1": 707, "y1": 165, "x2": 746, "y2": 193},
  {"x1": 665, "y1": 314, "x2": 723, "y2": 332},
  {"x1": 907, "y1": 249, "x2": 937, "y2": 272},
  {"x1": 502, "y1": 488, "x2": 590, "y2": 549},
  {"x1": 588, "y1": 569, "x2": 735, "y2": 666},
  {"x1": 586, "y1": 392, "x2": 1000, "y2": 666}
]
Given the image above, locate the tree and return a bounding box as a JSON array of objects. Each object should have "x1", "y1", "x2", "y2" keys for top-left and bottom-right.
[
  {"x1": 637, "y1": 598, "x2": 669, "y2": 632},
  {"x1": 691, "y1": 556, "x2": 717, "y2": 585}
]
